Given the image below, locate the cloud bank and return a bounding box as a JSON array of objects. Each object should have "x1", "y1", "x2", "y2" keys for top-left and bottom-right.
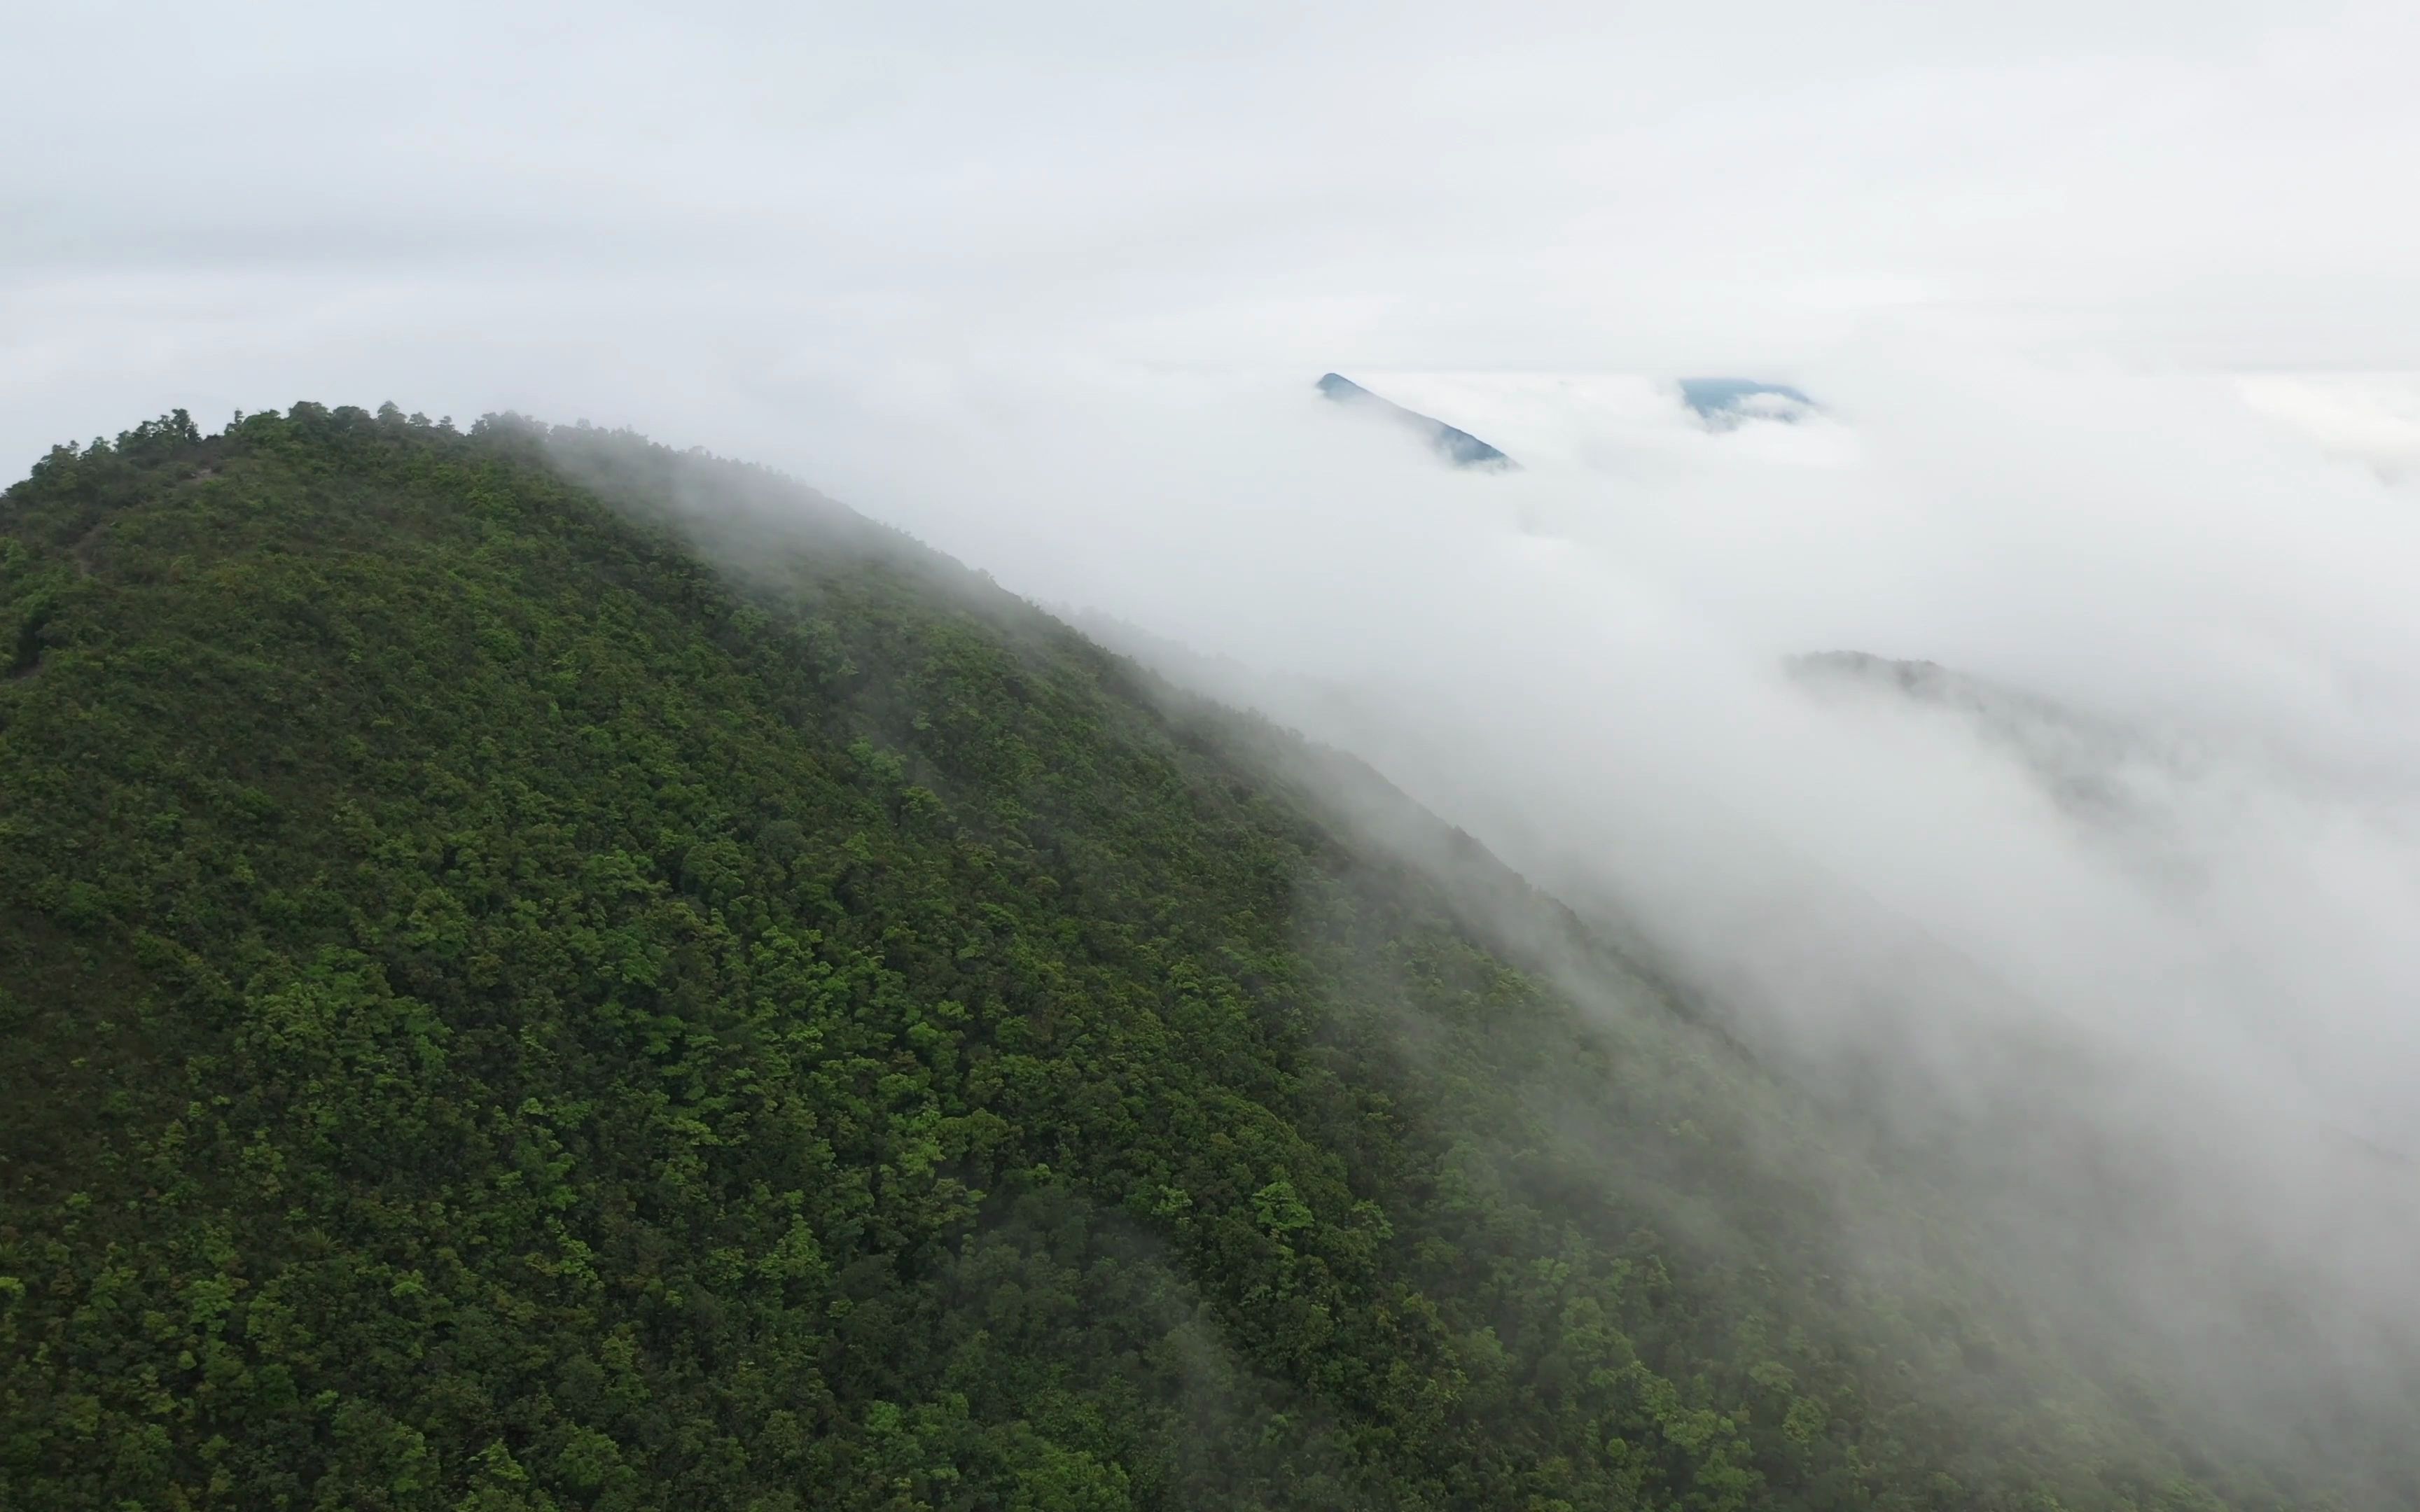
[{"x1": 763, "y1": 345, "x2": 2420, "y2": 1468}]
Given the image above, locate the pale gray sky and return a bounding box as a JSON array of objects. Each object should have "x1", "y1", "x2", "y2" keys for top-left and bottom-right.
[{"x1": 6, "y1": 0, "x2": 2417, "y2": 463}]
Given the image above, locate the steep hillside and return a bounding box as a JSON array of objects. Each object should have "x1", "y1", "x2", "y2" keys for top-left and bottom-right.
[
  {"x1": 1315, "y1": 374, "x2": 1516, "y2": 470},
  {"x1": 0, "y1": 405, "x2": 2338, "y2": 1509}
]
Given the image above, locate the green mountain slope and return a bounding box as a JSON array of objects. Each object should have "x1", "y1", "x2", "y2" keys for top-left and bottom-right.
[{"x1": 0, "y1": 405, "x2": 2323, "y2": 1509}]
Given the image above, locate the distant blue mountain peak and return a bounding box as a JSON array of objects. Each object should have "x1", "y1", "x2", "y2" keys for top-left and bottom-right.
[
  {"x1": 1678, "y1": 377, "x2": 1816, "y2": 428},
  {"x1": 1316, "y1": 372, "x2": 1516, "y2": 470}
]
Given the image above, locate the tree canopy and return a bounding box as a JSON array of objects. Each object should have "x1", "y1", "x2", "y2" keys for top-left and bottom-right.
[{"x1": 0, "y1": 405, "x2": 2376, "y2": 1509}]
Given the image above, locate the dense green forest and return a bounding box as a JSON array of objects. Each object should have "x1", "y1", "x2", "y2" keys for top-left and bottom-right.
[{"x1": 0, "y1": 404, "x2": 2361, "y2": 1508}]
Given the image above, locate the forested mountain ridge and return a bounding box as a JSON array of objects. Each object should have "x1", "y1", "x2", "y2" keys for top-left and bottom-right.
[{"x1": 0, "y1": 405, "x2": 2323, "y2": 1508}]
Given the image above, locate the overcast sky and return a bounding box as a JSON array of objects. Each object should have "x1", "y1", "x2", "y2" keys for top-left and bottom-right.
[{"x1": 6, "y1": 0, "x2": 2419, "y2": 465}]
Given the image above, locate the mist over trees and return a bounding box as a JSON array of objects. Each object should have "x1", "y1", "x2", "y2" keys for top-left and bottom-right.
[{"x1": 8, "y1": 406, "x2": 2411, "y2": 1508}]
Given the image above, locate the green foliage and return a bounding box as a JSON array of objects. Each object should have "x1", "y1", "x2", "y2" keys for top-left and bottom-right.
[{"x1": 0, "y1": 405, "x2": 2349, "y2": 1508}]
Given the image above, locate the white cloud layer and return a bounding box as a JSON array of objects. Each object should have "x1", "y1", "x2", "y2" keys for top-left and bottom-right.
[{"x1": 830, "y1": 348, "x2": 2420, "y2": 1455}]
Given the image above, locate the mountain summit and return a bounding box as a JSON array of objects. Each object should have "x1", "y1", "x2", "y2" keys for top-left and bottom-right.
[{"x1": 1316, "y1": 372, "x2": 1517, "y2": 470}]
